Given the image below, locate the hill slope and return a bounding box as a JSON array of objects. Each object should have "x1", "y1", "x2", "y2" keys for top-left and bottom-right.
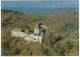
[
  {"x1": 32, "y1": 8, "x2": 78, "y2": 16},
  {"x1": 1, "y1": 9, "x2": 79, "y2": 56}
]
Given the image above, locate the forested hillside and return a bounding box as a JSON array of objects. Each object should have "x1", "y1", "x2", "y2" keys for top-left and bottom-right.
[{"x1": 1, "y1": 9, "x2": 79, "y2": 56}]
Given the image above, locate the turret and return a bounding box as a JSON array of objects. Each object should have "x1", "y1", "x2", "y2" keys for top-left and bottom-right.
[{"x1": 34, "y1": 24, "x2": 42, "y2": 34}]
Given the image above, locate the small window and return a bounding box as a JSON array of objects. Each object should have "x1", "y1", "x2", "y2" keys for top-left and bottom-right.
[{"x1": 34, "y1": 38, "x2": 36, "y2": 40}]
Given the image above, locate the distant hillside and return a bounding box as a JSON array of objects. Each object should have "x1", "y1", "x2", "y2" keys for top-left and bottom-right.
[{"x1": 32, "y1": 7, "x2": 78, "y2": 16}]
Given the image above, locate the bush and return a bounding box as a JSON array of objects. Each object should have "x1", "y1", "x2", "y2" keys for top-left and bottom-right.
[
  {"x1": 75, "y1": 41, "x2": 79, "y2": 51},
  {"x1": 12, "y1": 49, "x2": 20, "y2": 55},
  {"x1": 64, "y1": 40, "x2": 72, "y2": 51},
  {"x1": 25, "y1": 45, "x2": 29, "y2": 53},
  {"x1": 12, "y1": 38, "x2": 18, "y2": 44},
  {"x1": 42, "y1": 48, "x2": 48, "y2": 56},
  {"x1": 2, "y1": 40, "x2": 9, "y2": 49},
  {"x1": 54, "y1": 42, "x2": 60, "y2": 51},
  {"x1": 54, "y1": 42, "x2": 64, "y2": 55}
]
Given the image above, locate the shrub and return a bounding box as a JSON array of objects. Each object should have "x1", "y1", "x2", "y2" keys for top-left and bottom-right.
[
  {"x1": 25, "y1": 45, "x2": 29, "y2": 52},
  {"x1": 2, "y1": 40, "x2": 9, "y2": 49},
  {"x1": 64, "y1": 40, "x2": 72, "y2": 51},
  {"x1": 54, "y1": 42, "x2": 64, "y2": 55},
  {"x1": 12, "y1": 38, "x2": 18, "y2": 44},
  {"x1": 12, "y1": 49, "x2": 20, "y2": 55},
  {"x1": 54, "y1": 42, "x2": 60, "y2": 52},
  {"x1": 42, "y1": 48, "x2": 48, "y2": 56},
  {"x1": 75, "y1": 41, "x2": 79, "y2": 51}
]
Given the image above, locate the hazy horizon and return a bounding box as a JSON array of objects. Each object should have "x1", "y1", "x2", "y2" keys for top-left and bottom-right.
[{"x1": 1, "y1": 1, "x2": 79, "y2": 13}]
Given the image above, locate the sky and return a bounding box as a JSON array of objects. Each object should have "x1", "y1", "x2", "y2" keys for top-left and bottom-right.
[
  {"x1": 1, "y1": 0, "x2": 79, "y2": 1},
  {"x1": 1, "y1": 0, "x2": 79, "y2": 13}
]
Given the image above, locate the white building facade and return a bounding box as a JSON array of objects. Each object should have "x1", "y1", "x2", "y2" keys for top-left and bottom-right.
[{"x1": 11, "y1": 24, "x2": 46, "y2": 44}]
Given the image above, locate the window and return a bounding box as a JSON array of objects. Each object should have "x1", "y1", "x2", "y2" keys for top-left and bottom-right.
[{"x1": 34, "y1": 38, "x2": 36, "y2": 40}]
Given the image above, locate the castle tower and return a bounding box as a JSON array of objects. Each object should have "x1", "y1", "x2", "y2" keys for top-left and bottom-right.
[
  {"x1": 34, "y1": 24, "x2": 42, "y2": 34},
  {"x1": 34, "y1": 24, "x2": 39, "y2": 34}
]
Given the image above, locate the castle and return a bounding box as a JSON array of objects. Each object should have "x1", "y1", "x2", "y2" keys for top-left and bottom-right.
[{"x1": 11, "y1": 24, "x2": 47, "y2": 44}]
